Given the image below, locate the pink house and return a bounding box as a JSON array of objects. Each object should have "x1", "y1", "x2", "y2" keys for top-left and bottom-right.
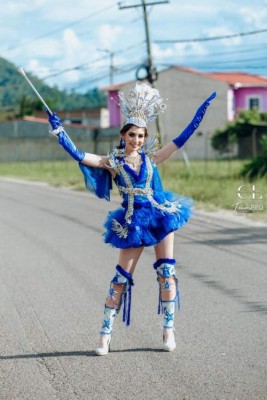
[
  {"x1": 103, "y1": 70, "x2": 267, "y2": 128},
  {"x1": 101, "y1": 68, "x2": 267, "y2": 159},
  {"x1": 104, "y1": 82, "x2": 129, "y2": 128},
  {"x1": 205, "y1": 72, "x2": 267, "y2": 120}
]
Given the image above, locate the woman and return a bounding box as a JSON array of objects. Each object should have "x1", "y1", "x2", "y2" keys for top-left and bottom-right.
[{"x1": 47, "y1": 83, "x2": 216, "y2": 355}]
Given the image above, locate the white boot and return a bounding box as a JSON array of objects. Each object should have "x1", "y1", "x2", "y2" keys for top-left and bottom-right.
[
  {"x1": 95, "y1": 334, "x2": 111, "y2": 356},
  {"x1": 162, "y1": 328, "x2": 176, "y2": 352}
]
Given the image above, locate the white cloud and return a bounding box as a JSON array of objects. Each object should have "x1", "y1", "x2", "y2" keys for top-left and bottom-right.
[
  {"x1": 56, "y1": 29, "x2": 85, "y2": 83},
  {"x1": 177, "y1": 42, "x2": 207, "y2": 56},
  {"x1": 7, "y1": 28, "x2": 91, "y2": 88},
  {"x1": 97, "y1": 24, "x2": 123, "y2": 50},
  {"x1": 0, "y1": 1, "x2": 39, "y2": 17},
  {"x1": 0, "y1": 0, "x2": 113, "y2": 21},
  {"x1": 28, "y1": 38, "x2": 62, "y2": 58},
  {"x1": 153, "y1": 1, "x2": 220, "y2": 17},
  {"x1": 152, "y1": 43, "x2": 175, "y2": 60},
  {"x1": 239, "y1": 7, "x2": 267, "y2": 29},
  {"x1": 0, "y1": 0, "x2": 265, "y2": 89},
  {"x1": 39, "y1": 0, "x2": 116, "y2": 22},
  {"x1": 152, "y1": 41, "x2": 207, "y2": 65},
  {"x1": 204, "y1": 27, "x2": 241, "y2": 46},
  {"x1": 43, "y1": 29, "x2": 102, "y2": 88},
  {"x1": 26, "y1": 59, "x2": 50, "y2": 77},
  {"x1": 63, "y1": 29, "x2": 84, "y2": 57}
]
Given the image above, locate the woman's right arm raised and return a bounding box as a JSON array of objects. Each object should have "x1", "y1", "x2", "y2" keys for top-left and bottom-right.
[{"x1": 47, "y1": 111, "x2": 110, "y2": 169}]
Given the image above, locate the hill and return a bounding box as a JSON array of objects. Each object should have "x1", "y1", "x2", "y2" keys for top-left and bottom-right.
[{"x1": 0, "y1": 57, "x2": 106, "y2": 120}]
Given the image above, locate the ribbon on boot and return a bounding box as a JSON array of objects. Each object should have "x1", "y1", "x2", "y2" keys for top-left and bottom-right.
[{"x1": 116, "y1": 265, "x2": 134, "y2": 326}]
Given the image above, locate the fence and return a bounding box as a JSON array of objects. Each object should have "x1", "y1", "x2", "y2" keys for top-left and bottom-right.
[{"x1": 0, "y1": 120, "x2": 119, "y2": 162}]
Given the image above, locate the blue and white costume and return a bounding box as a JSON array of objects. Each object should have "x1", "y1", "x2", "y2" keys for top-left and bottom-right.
[
  {"x1": 79, "y1": 148, "x2": 192, "y2": 249},
  {"x1": 47, "y1": 83, "x2": 216, "y2": 346},
  {"x1": 78, "y1": 145, "x2": 192, "y2": 336}
]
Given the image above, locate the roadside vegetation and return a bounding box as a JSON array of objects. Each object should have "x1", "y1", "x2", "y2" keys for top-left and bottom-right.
[{"x1": 0, "y1": 158, "x2": 265, "y2": 221}]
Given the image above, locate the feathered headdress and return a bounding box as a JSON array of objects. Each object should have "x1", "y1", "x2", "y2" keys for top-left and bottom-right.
[{"x1": 118, "y1": 82, "x2": 166, "y2": 128}]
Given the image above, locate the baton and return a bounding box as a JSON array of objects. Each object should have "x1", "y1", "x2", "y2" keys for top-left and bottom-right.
[{"x1": 17, "y1": 66, "x2": 53, "y2": 116}]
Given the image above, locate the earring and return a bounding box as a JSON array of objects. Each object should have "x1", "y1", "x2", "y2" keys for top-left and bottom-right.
[{"x1": 120, "y1": 138, "x2": 126, "y2": 148}]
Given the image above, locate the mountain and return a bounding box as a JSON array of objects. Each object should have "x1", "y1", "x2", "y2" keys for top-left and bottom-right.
[{"x1": 0, "y1": 56, "x2": 106, "y2": 120}]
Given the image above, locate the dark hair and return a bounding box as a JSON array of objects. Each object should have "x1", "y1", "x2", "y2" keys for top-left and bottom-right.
[{"x1": 117, "y1": 124, "x2": 148, "y2": 149}]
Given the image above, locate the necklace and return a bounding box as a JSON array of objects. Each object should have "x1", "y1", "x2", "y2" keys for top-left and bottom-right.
[
  {"x1": 125, "y1": 153, "x2": 140, "y2": 162},
  {"x1": 125, "y1": 153, "x2": 142, "y2": 170}
]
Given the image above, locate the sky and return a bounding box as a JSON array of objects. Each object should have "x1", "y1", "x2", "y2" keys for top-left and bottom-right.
[{"x1": 1, "y1": 0, "x2": 267, "y2": 93}]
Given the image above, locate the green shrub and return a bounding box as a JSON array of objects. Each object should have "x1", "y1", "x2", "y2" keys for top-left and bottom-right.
[{"x1": 240, "y1": 135, "x2": 267, "y2": 178}]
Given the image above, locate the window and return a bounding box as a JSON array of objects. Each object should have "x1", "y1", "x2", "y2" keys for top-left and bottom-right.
[{"x1": 247, "y1": 96, "x2": 261, "y2": 111}]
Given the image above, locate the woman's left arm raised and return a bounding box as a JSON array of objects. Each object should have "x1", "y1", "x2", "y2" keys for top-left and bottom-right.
[{"x1": 153, "y1": 92, "x2": 216, "y2": 165}]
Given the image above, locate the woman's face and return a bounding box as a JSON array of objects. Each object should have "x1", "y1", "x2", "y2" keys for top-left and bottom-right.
[{"x1": 122, "y1": 126, "x2": 146, "y2": 153}]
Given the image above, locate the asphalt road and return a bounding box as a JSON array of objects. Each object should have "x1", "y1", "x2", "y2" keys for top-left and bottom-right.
[{"x1": 0, "y1": 178, "x2": 266, "y2": 400}]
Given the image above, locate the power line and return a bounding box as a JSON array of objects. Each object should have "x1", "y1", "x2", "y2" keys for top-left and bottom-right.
[
  {"x1": 155, "y1": 28, "x2": 267, "y2": 44},
  {"x1": 76, "y1": 10, "x2": 140, "y2": 39},
  {"x1": 151, "y1": 39, "x2": 267, "y2": 74},
  {"x1": 39, "y1": 39, "x2": 266, "y2": 83},
  {"x1": 41, "y1": 55, "x2": 110, "y2": 80},
  {"x1": 29, "y1": 36, "x2": 266, "y2": 83},
  {"x1": 155, "y1": 62, "x2": 267, "y2": 69},
  {"x1": 184, "y1": 54, "x2": 267, "y2": 66},
  {"x1": 153, "y1": 43, "x2": 267, "y2": 61},
  {"x1": 41, "y1": 41, "x2": 145, "y2": 80},
  {"x1": 118, "y1": 0, "x2": 169, "y2": 9},
  {"x1": 154, "y1": 54, "x2": 267, "y2": 67},
  {"x1": 119, "y1": 0, "x2": 169, "y2": 85},
  {"x1": 69, "y1": 61, "x2": 142, "y2": 91},
  {"x1": 70, "y1": 73, "x2": 111, "y2": 90},
  {"x1": 6, "y1": 4, "x2": 115, "y2": 52}
]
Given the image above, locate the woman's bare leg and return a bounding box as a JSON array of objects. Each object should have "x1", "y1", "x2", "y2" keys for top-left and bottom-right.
[
  {"x1": 118, "y1": 246, "x2": 144, "y2": 274},
  {"x1": 154, "y1": 231, "x2": 174, "y2": 260}
]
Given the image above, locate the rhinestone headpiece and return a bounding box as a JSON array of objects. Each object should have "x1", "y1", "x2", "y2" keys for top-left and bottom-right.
[{"x1": 118, "y1": 82, "x2": 166, "y2": 128}]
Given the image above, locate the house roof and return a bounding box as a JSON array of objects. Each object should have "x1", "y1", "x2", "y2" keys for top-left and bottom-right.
[
  {"x1": 205, "y1": 72, "x2": 267, "y2": 87},
  {"x1": 174, "y1": 65, "x2": 204, "y2": 74},
  {"x1": 24, "y1": 116, "x2": 47, "y2": 124},
  {"x1": 23, "y1": 116, "x2": 96, "y2": 129},
  {"x1": 101, "y1": 68, "x2": 267, "y2": 92},
  {"x1": 101, "y1": 81, "x2": 134, "y2": 92}
]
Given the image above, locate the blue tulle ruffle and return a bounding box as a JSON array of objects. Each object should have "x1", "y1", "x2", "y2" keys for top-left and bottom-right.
[{"x1": 103, "y1": 191, "x2": 193, "y2": 249}]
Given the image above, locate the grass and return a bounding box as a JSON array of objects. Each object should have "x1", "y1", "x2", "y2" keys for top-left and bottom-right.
[
  {"x1": 0, "y1": 159, "x2": 266, "y2": 221},
  {"x1": 159, "y1": 159, "x2": 266, "y2": 221},
  {"x1": 0, "y1": 160, "x2": 83, "y2": 189}
]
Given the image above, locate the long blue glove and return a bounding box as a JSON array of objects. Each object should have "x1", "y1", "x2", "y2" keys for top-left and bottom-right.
[
  {"x1": 47, "y1": 111, "x2": 85, "y2": 162},
  {"x1": 172, "y1": 92, "x2": 216, "y2": 148}
]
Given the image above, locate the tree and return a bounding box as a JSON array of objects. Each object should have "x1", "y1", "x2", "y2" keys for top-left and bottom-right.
[
  {"x1": 211, "y1": 109, "x2": 267, "y2": 154},
  {"x1": 0, "y1": 56, "x2": 107, "y2": 121},
  {"x1": 240, "y1": 135, "x2": 267, "y2": 178}
]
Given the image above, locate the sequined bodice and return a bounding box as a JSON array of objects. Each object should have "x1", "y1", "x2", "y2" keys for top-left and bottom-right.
[
  {"x1": 109, "y1": 150, "x2": 177, "y2": 229},
  {"x1": 114, "y1": 153, "x2": 151, "y2": 200}
]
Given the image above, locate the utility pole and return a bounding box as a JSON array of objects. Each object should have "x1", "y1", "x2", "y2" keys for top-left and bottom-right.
[
  {"x1": 118, "y1": 0, "x2": 168, "y2": 85},
  {"x1": 97, "y1": 48, "x2": 114, "y2": 85},
  {"x1": 109, "y1": 52, "x2": 114, "y2": 85},
  {"x1": 141, "y1": 0, "x2": 153, "y2": 84},
  {"x1": 118, "y1": 0, "x2": 169, "y2": 144}
]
